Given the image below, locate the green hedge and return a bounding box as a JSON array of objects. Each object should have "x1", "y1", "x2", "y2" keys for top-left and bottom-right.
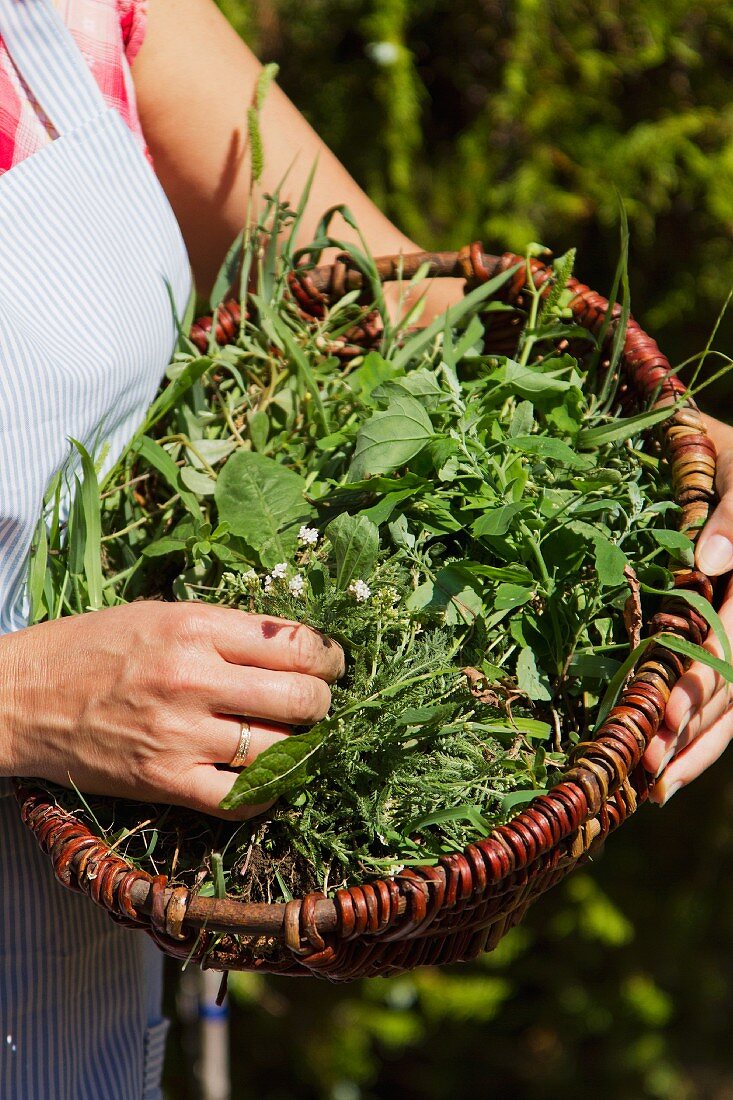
[{"x1": 224, "y1": 0, "x2": 733, "y2": 364}]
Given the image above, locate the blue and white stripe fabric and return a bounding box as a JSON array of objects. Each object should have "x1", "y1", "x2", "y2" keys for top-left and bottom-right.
[{"x1": 0, "y1": 0, "x2": 192, "y2": 1095}]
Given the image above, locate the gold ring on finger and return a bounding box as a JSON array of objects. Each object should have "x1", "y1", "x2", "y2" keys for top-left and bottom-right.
[{"x1": 229, "y1": 718, "x2": 252, "y2": 768}]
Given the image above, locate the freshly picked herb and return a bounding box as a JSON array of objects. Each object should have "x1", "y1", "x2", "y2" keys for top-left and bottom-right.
[{"x1": 30, "y1": 198, "x2": 725, "y2": 903}]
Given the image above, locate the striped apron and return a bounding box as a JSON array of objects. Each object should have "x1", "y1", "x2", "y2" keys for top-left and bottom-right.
[{"x1": 0, "y1": 1, "x2": 192, "y2": 1095}]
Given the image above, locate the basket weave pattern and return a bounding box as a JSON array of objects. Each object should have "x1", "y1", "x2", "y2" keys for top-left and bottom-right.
[{"x1": 15, "y1": 246, "x2": 717, "y2": 978}]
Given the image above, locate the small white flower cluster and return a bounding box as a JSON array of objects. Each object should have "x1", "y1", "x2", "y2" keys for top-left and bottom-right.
[
  {"x1": 288, "y1": 574, "x2": 305, "y2": 597},
  {"x1": 298, "y1": 526, "x2": 320, "y2": 547},
  {"x1": 262, "y1": 561, "x2": 306, "y2": 598},
  {"x1": 348, "y1": 579, "x2": 371, "y2": 603}
]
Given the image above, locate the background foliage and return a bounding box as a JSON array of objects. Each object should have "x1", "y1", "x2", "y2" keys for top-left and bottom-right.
[{"x1": 164, "y1": 2, "x2": 733, "y2": 1096}]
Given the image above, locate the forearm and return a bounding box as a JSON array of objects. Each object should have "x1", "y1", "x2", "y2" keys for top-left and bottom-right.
[{"x1": 134, "y1": 0, "x2": 418, "y2": 293}]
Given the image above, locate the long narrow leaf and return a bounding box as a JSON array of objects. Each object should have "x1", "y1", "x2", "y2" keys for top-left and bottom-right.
[
  {"x1": 393, "y1": 263, "x2": 523, "y2": 370},
  {"x1": 69, "y1": 438, "x2": 103, "y2": 610}
]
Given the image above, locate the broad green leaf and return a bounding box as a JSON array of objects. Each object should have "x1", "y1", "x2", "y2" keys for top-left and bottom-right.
[
  {"x1": 516, "y1": 647, "x2": 552, "y2": 701},
  {"x1": 372, "y1": 368, "x2": 443, "y2": 404},
  {"x1": 407, "y1": 564, "x2": 484, "y2": 624},
  {"x1": 473, "y1": 502, "x2": 529, "y2": 538},
  {"x1": 494, "y1": 583, "x2": 535, "y2": 612},
  {"x1": 325, "y1": 513, "x2": 379, "y2": 589},
  {"x1": 569, "y1": 652, "x2": 623, "y2": 678},
  {"x1": 650, "y1": 528, "x2": 695, "y2": 566},
  {"x1": 508, "y1": 435, "x2": 593, "y2": 470},
  {"x1": 361, "y1": 487, "x2": 417, "y2": 526},
  {"x1": 248, "y1": 411, "x2": 270, "y2": 452},
  {"x1": 220, "y1": 723, "x2": 329, "y2": 808},
  {"x1": 215, "y1": 450, "x2": 310, "y2": 565},
  {"x1": 346, "y1": 352, "x2": 399, "y2": 400},
  {"x1": 349, "y1": 394, "x2": 434, "y2": 480},
  {"x1": 594, "y1": 535, "x2": 628, "y2": 587},
  {"x1": 180, "y1": 467, "x2": 216, "y2": 496},
  {"x1": 509, "y1": 400, "x2": 535, "y2": 438}
]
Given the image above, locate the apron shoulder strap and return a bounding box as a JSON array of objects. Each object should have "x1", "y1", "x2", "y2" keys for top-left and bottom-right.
[{"x1": 0, "y1": 0, "x2": 107, "y2": 136}]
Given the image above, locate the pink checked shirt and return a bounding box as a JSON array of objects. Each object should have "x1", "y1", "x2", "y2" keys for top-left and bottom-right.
[{"x1": 0, "y1": 0, "x2": 148, "y2": 174}]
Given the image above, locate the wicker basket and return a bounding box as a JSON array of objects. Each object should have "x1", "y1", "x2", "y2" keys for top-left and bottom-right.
[{"x1": 14, "y1": 245, "x2": 718, "y2": 980}]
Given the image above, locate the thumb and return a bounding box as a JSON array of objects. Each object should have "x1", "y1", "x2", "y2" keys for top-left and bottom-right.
[{"x1": 697, "y1": 450, "x2": 733, "y2": 577}]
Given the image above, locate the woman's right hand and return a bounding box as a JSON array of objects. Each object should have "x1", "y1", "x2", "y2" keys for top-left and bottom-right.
[{"x1": 0, "y1": 601, "x2": 345, "y2": 819}]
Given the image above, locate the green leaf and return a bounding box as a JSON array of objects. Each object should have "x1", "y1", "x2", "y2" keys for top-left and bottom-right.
[
  {"x1": 594, "y1": 535, "x2": 629, "y2": 587},
  {"x1": 569, "y1": 652, "x2": 622, "y2": 679},
  {"x1": 248, "y1": 410, "x2": 270, "y2": 452},
  {"x1": 508, "y1": 435, "x2": 593, "y2": 470},
  {"x1": 349, "y1": 394, "x2": 434, "y2": 480},
  {"x1": 405, "y1": 805, "x2": 493, "y2": 834},
  {"x1": 396, "y1": 704, "x2": 456, "y2": 728},
  {"x1": 346, "y1": 352, "x2": 400, "y2": 401},
  {"x1": 650, "y1": 529, "x2": 695, "y2": 566},
  {"x1": 325, "y1": 513, "x2": 379, "y2": 589},
  {"x1": 69, "y1": 438, "x2": 103, "y2": 610},
  {"x1": 28, "y1": 514, "x2": 49, "y2": 623},
  {"x1": 141, "y1": 537, "x2": 188, "y2": 558},
  {"x1": 473, "y1": 502, "x2": 529, "y2": 538},
  {"x1": 393, "y1": 262, "x2": 522, "y2": 370},
  {"x1": 406, "y1": 564, "x2": 484, "y2": 624},
  {"x1": 577, "y1": 403, "x2": 679, "y2": 449},
  {"x1": 220, "y1": 723, "x2": 329, "y2": 808},
  {"x1": 500, "y1": 789, "x2": 547, "y2": 816},
  {"x1": 361, "y1": 487, "x2": 417, "y2": 526},
  {"x1": 180, "y1": 467, "x2": 216, "y2": 496},
  {"x1": 594, "y1": 633, "x2": 733, "y2": 732},
  {"x1": 516, "y1": 647, "x2": 552, "y2": 701},
  {"x1": 134, "y1": 436, "x2": 200, "y2": 519},
  {"x1": 278, "y1": 325, "x2": 330, "y2": 435},
  {"x1": 494, "y1": 583, "x2": 535, "y2": 612},
  {"x1": 135, "y1": 357, "x2": 212, "y2": 443},
  {"x1": 509, "y1": 400, "x2": 535, "y2": 438},
  {"x1": 643, "y1": 584, "x2": 731, "y2": 667},
  {"x1": 216, "y1": 451, "x2": 310, "y2": 567},
  {"x1": 210, "y1": 229, "x2": 245, "y2": 311}
]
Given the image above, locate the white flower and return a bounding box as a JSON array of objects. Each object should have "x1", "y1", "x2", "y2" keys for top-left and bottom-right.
[
  {"x1": 270, "y1": 562, "x2": 288, "y2": 579},
  {"x1": 263, "y1": 575, "x2": 273, "y2": 593},
  {"x1": 288, "y1": 574, "x2": 305, "y2": 597},
  {"x1": 348, "y1": 579, "x2": 371, "y2": 602},
  {"x1": 298, "y1": 526, "x2": 320, "y2": 546}
]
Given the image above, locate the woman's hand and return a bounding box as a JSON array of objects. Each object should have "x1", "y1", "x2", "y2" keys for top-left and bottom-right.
[
  {"x1": 0, "y1": 601, "x2": 344, "y2": 820},
  {"x1": 644, "y1": 413, "x2": 733, "y2": 804}
]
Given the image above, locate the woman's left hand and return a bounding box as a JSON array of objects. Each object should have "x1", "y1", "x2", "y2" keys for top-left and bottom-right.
[{"x1": 644, "y1": 413, "x2": 733, "y2": 804}]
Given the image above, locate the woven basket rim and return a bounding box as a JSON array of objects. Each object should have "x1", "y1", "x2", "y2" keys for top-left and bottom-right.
[{"x1": 15, "y1": 244, "x2": 718, "y2": 976}]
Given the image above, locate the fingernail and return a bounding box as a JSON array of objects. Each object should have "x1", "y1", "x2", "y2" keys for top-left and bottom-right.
[
  {"x1": 698, "y1": 534, "x2": 733, "y2": 576},
  {"x1": 676, "y1": 710, "x2": 691, "y2": 738},
  {"x1": 660, "y1": 780, "x2": 682, "y2": 807},
  {"x1": 654, "y1": 744, "x2": 676, "y2": 779}
]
